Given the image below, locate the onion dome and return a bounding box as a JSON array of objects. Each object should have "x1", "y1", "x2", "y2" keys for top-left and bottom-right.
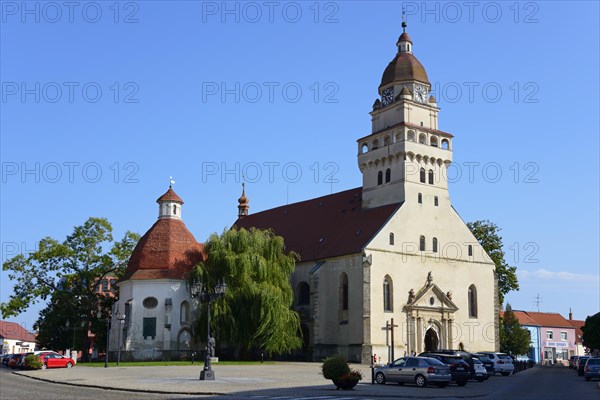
[
  {"x1": 122, "y1": 186, "x2": 204, "y2": 281},
  {"x1": 238, "y1": 183, "x2": 249, "y2": 218},
  {"x1": 379, "y1": 24, "x2": 430, "y2": 89}
]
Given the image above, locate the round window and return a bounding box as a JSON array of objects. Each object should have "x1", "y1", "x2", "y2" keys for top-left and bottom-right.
[
  {"x1": 429, "y1": 296, "x2": 435, "y2": 305},
  {"x1": 143, "y1": 297, "x2": 158, "y2": 309}
]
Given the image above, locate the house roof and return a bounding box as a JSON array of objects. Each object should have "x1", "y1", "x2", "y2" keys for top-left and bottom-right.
[
  {"x1": 568, "y1": 319, "x2": 585, "y2": 341},
  {"x1": 122, "y1": 218, "x2": 204, "y2": 281},
  {"x1": 234, "y1": 187, "x2": 401, "y2": 262},
  {"x1": 156, "y1": 187, "x2": 184, "y2": 204},
  {"x1": 0, "y1": 320, "x2": 36, "y2": 342},
  {"x1": 506, "y1": 310, "x2": 575, "y2": 329}
]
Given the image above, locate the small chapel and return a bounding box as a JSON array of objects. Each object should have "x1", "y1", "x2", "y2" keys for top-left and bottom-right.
[{"x1": 111, "y1": 26, "x2": 499, "y2": 363}]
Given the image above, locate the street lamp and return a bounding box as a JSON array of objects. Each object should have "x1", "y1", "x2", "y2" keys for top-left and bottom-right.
[
  {"x1": 96, "y1": 310, "x2": 110, "y2": 368},
  {"x1": 116, "y1": 313, "x2": 126, "y2": 365},
  {"x1": 190, "y1": 279, "x2": 226, "y2": 380}
]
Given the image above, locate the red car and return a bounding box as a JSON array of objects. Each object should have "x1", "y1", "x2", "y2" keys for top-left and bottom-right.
[{"x1": 39, "y1": 352, "x2": 75, "y2": 369}]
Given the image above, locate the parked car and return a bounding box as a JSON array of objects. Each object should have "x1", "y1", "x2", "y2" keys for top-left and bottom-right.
[
  {"x1": 473, "y1": 353, "x2": 495, "y2": 375},
  {"x1": 569, "y1": 355, "x2": 578, "y2": 369},
  {"x1": 584, "y1": 358, "x2": 600, "y2": 381},
  {"x1": 577, "y1": 356, "x2": 591, "y2": 376},
  {"x1": 2, "y1": 354, "x2": 18, "y2": 367},
  {"x1": 9, "y1": 354, "x2": 25, "y2": 369},
  {"x1": 422, "y1": 350, "x2": 476, "y2": 379},
  {"x1": 476, "y1": 352, "x2": 514, "y2": 376},
  {"x1": 0, "y1": 355, "x2": 11, "y2": 367},
  {"x1": 374, "y1": 356, "x2": 452, "y2": 388},
  {"x1": 39, "y1": 352, "x2": 75, "y2": 369},
  {"x1": 472, "y1": 358, "x2": 488, "y2": 381},
  {"x1": 418, "y1": 353, "x2": 470, "y2": 386}
]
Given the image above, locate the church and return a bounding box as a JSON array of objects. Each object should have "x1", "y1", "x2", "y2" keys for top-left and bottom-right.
[{"x1": 110, "y1": 25, "x2": 499, "y2": 363}]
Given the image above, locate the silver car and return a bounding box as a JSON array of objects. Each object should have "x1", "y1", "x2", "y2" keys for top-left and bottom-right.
[{"x1": 374, "y1": 356, "x2": 452, "y2": 388}]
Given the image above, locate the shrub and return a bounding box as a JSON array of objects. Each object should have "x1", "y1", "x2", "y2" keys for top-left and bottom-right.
[
  {"x1": 24, "y1": 354, "x2": 43, "y2": 370},
  {"x1": 321, "y1": 354, "x2": 350, "y2": 380}
]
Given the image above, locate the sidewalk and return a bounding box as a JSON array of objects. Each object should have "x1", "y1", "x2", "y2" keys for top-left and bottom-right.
[{"x1": 13, "y1": 362, "x2": 535, "y2": 398}]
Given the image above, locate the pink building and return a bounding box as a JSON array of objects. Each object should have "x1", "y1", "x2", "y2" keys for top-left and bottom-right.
[{"x1": 523, "y1": 312, "x2": 576, "y2": 365}]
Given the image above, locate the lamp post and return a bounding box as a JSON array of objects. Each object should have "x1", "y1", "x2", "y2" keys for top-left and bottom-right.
[
  {"x1": 116, "y1": 313, "x2": 126, "y2": 365},
  {"x1": 190, "y1": 279, "x2": 226, "y2": 380},
  {"x1": 96, "y1": 310, "x2": 110, "y2": 368}
]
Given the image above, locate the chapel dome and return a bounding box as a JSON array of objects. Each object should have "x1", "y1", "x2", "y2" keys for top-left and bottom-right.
[
  {"x1": 380, "y1": 52, "x2": 430, "y2": 89},
  {"x1": 122, "y1": 187, "x2": 203, "y2": 281}
]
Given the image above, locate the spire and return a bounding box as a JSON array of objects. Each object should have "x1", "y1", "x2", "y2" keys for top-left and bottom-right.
[
  {"x1": 157, "y1": 182, "x2": 184, "y2": 220},
  {"x1": 397, "y1": 15, "x2": 413, "y2": 53},
  {"x1": 237, "y1": 182, "x2": 249, "y2": 218}
]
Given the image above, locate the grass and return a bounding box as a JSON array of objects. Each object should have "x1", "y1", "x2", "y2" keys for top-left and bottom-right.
[{"x1": 78, "y1": 360, "x2": 276, "y2": 367}]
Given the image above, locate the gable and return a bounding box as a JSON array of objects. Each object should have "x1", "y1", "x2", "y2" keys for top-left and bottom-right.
[{"x1": 405, "y1": 280, "x2": 458, "y2": 313}]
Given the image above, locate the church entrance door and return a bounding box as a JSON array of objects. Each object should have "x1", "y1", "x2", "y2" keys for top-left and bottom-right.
[{"x1": 424, "y1": 328, "x2": 439, "y2": 352}]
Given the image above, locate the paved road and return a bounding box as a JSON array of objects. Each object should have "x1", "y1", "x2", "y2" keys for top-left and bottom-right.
[{"x1": 2, "y1": 364, "x2": 598, "y2": 400}]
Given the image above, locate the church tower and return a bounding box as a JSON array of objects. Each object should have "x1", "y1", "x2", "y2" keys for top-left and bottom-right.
[{"x1": 359, "y1": 22, "x2": 454, "y2": 209}]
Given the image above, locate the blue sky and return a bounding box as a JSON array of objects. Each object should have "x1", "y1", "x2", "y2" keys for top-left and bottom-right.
[{"x1": 1, "y1": 1, "x2": 598, "y2": 332}]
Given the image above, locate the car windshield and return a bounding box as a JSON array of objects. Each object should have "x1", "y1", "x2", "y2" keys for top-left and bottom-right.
[
  {"x1": 425, "y1": 358, "x2": 445, "y2": 365},
  {"x1": 473, "y1": 359, "x2": 482, "y2": 364},
  {"x1": 587, "y1": 359, "x2": 600, "y2": 365}
]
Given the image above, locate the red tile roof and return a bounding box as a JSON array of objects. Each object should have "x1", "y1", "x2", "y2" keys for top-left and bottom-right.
[
  {"x1": 502, "y1": 310, "x2": 540, "y2": 326},
  {"x1": 156, "y1": 187, "x2": 184, "y2": 204},
  {"x1": 234, "y1": 187, "x2": 401, "y2": 262},
  {"x1": 568, "y1": 319, "x2": 585, "y2": 341},
  {"x1": 122, "y1": 218, "x2": 204, "y2": 281},
  {"x1": 504, "y1": 310, "x2": 575, "y2": 329},
  {"x1": 0, "y1": 320, "x2": 36, "y2": 342}
]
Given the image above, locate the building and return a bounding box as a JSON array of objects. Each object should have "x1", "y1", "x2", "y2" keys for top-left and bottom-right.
[
  {"x1": 109, "y1": 25, "x2": 499, "y2": 363},
  {"x1": 567, "y1": 309, "x2": 587, "y2": 356},
  {"x1": 0, "y1": 320, "x2": 37, "y2": 354},
  {"x1": 109, "y1": 186, "x2": 204, "y2": 361},
  {"x1": 503, "y1": 310, "x2": 542, "y2": 362},
  {"x1": 510, "y1": 310, "x2": 577, "y2": 365},
  {"x1": 235, "y1": 25, "x2": 499, "y2": 363}
]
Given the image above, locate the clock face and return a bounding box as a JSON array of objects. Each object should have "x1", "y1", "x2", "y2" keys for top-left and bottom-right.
[
  {"x1": 414, "y1": 85, "x2": 427, "y2": 103},
  {"x1": 382, "y1": 87, "x2": 394, "y2": 106}
]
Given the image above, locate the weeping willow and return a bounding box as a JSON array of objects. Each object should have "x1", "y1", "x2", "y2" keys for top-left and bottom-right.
[{"x1": 188, "y1": 227, "x2": 302, "y2": 356}]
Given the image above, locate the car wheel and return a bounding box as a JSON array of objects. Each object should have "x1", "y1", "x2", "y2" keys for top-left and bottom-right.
[
  {"x1": 415, "y1": 374, "x2": 426, "y2": 388},
  {"x1": 501, "y1": 372, "x2": 510, "y2": 376},
  {"x1": 585, "y1": 377, "x2": 591, "y2": 381},
  {"x1": 436, "y1": 382, "x2": 448, "y2": 388},
  {"x1": 66, "y1": 362, "x2": 73, "y2": 368},
  {"x1": 457, "y1": 380, "x2": 467, "y2": 387},
  {"x1": 375, "y1": 372, "x2": 386, "y2": 384},
  {"x1": 477, "y1": 377, "x2": 485, "y2": 382}
]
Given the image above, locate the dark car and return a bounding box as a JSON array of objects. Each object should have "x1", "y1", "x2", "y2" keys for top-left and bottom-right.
[
  {"x1": 569, "y1": 355, "x2": 577, "y2": 369},
  {"x1": 418, "y1": 352, "x2": 470, "y2": 386},
  {"x1": 584, "y1": 358, "x2": 600, "y2": 381},
  {"x1": 421, "y1": 350, "x2": 478, "y2": 380},
  {"x1": 473, "y1": 353, "x2": 495, "y2": 375},
  {"x1": 577, "y1": 356, "x2": 591, "y2": 376}
]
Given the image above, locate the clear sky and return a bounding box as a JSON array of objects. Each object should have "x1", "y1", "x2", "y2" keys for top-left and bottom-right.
[{"x1": 1, "y1": 1, "x2": 599, "y2": 332}]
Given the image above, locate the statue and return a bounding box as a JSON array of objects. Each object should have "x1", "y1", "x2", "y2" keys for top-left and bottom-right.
[
  {"x1": 408, "y1": 289, "x2": 415, "y2": 304},
  {"x1": 426, "y1": 271, "x2": 433, "y2": 285},
  {"x1": 207, "y1": 337, "x2": 216, "y2": 358},
  {"x1": 446, "y1": 290, "x2": 453, "y2": 300}
]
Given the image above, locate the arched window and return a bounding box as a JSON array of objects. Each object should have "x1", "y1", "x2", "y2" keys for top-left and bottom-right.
[
  {"x1": 468, "y1": 245, "x2": 473, "y2": 257},
  {"x1": 180, "y1": 301, "x2": 190, "y2": 324},
  {"x1": 418, "y1": 193, "x2": 422, "y2": 204},
  {"x1": 385, "y1": 168, "x2": 391, "y2": 183},
  {"x1": 361, "y1": 143, "x2": 368, "y2": 153},
  {"x1": 420, "y1": 168, "x2": 426, "y2": 183},
  {"x1": 384, "y1": 136, "x2": 391, "y2": 146},
  {"x1": 407, "y1": 131, "x2": 415, "y2": 142},
  {"x1": 383, "y1": 276, "x2": 393, "y2": 312},
  {"x1": 340, "y1": 273, "x2": 349, "y2": 311},
  {"x1": 441, "y1": 139, "x2": 450, "y2": 150},
  {"x1": 428, "y1": 169, "x2": 434, "y2": 184},
  {"x1": 468, "y1": 285, "x2": 478, "y2": 318},
  {"x1": 419, "y1": 235, "x2": 425, "y2": 251},
  {"x1": 434, "y1": 196, "x2": 439, "y2": 206},
  {"x1": 419, "y1": 133, "x2": 427, "y2": 144},
  {"x1": 377, "y1": 171, "x2": 383, "y2": 185},
  {"x1": 430, "y1": 136, "x2": 438, "y2": 147},
  {"x1": 173, "y1": 205, "x2": 177, "y2": 215},
  {"x1": 372, "y1": 139, "x2": 379, "y2": 150},
  {"x1": 297, "y1": 282, "x2": 310, "y2": 306},
  {"x1": 389, "y1": 232, "x2": 395, "y2": 245},
  {"x1": 432, "y1": 237, "x2": 438, "y2": 253}
]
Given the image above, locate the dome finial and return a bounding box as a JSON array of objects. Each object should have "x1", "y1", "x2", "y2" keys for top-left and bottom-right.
[
  {"x1": 238, "y1": 180, "x2": 249, "y2": 218},
  {"x1": 169, "y1": 176, "x2": 175, "y2": 188},
  {"x1": 402, "y1": 6, "x2": 407, "y2": 33}
]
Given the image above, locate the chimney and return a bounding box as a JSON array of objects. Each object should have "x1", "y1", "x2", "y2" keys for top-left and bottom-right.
[{"x1": 569, "y1": 308, "x2": 573, "y2": 320}]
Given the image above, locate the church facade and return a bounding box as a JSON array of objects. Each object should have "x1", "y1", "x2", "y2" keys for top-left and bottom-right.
[
  {"x1": 110, "y1": 27, "x2": 499, "y2": 363},
  {"x1": 235, "y1": 27, "x2": 499, "y2": 363}
]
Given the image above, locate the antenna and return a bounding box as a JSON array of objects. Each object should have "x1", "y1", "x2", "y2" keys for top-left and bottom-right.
[{"x1": 533, "y1": 294, "x2": 543, "y2": 312}]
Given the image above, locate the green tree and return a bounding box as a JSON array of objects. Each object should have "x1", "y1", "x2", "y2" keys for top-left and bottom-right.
[
  {"x1": 500, "y1": 303, "x2": 531, "y2": 356},
  {"x1": 188, "y1": 227, "x2": 302, "y2": 358},
  {"x1": 582, "y1": 312, "x2": 600, "y2": 352},
  {"x1": 2, "y1": 217, "x2": 138, "y2": 361},
  {"x1": 467, "y1": 220, "x2": 519, "y2": 306}
]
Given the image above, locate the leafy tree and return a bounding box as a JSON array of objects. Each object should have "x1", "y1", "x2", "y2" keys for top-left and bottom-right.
[
  {"x1": 500, "y1": 303, "x2": 531, "y2": 356},
  {"x1": 188, "y1": 227, "x2": 302, "y2": 358},
  {"x1": 467, "y1": 220, "x2": 519, "y2": 306},
  {"x1": 582, "y1": 312, "x2": 600, "y2": 352},
  {"x1": 2, "y1": 217, "x2": 138, "y2": 361}
]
